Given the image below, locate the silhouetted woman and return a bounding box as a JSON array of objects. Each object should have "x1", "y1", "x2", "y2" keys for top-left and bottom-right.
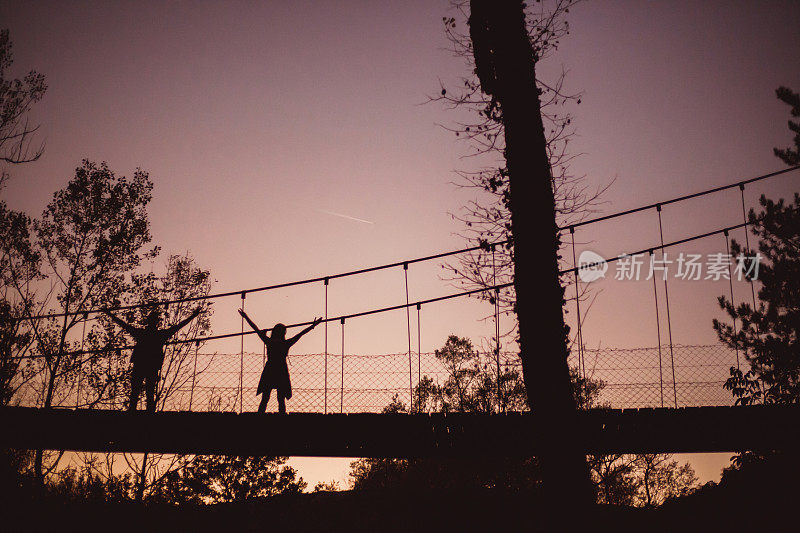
[
  {"x1": 105, "y1": 306, "x2": 201, "y2": 412},
  {"x1": 239, "y1": 309, "x2": 321, "y2": 414}
]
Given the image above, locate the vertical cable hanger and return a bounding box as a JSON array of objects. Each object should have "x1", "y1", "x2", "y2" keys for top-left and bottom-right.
[
  {"x1": 416, "y1": 302, "x2": 422, "y2": 412},
  {"x1": 491, "y1": 244, "x2": 502, "y2": 412},
  {"x1": 189, "y1": 340, "x2": 199, "y2": 411},
  {"x1": 739, "y1": 184, "x2": 757, "y2": 309},
  {"x1": 650, "y1": 250, "x2": 664, "y2": 409},
  {"x1": 239, "y1": 291, "x2": 245, "y2": 414},
  {"x1": 569, "y1": 227, "x2": 585, "y2": 380},
  {"x1": 340, "y1": 317, "x2": 345, "y2": 414},
  {"x1": 324, "y1": 277, "x2": 329, "y2": 415},
  {"x1": 76, "y1": 312, "x2": 88, "y2": 409},
  {"x1": 724, "y1": 230, "x2": 740, "y2": 369},
  {"x1": 403, "y1": 263, "x2": 413, "y2": 412},
  {"x1": 656, "y1": 205, "x2": 678, "y2": 408}
]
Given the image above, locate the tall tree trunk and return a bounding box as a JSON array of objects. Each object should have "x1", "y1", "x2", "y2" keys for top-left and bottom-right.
[{"x1": 469, "y1": 0, "x2": 594, "y2": 512}]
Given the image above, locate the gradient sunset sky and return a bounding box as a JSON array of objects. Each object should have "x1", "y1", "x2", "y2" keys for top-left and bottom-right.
[{"x1": 2, "y1": 0, "x2": 799, "y2": 485}]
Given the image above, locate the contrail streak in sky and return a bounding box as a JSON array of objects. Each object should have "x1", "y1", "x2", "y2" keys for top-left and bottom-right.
[{"x1": 316, "y1": 208, "x2": 375, "y2": 225}]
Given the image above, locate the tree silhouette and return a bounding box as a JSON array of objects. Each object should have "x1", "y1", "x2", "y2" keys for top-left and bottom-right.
[
  {"x1": 0, "y1": 28, "x2": 47, "y2": 169},
  {"x1": 351, "y1": 333, "x2": 698, "y2": 505},
  {"x1": 81, "y1": 253, "x2": 214, "y2": 501},
  {"x1": 28, "y1": 160, "x2": 156, "y2": 482},
  {"x1": 0, "y1": 28, "x2": 47, "y2": 406},
  {"x1": 0, "y1": 200, "x2": 39, "y2": 405},
  {"x1": 467, "y1": 0, "x2": 593, "y2": 508},
  {"x1": 155, "y1": 455, "x2": 306, "y2": 504},
  {"x1": 714, "y1": 87, "x2": 800, "y2": 405},
  {"x1": 773, "y1": 87, "x2": 799, "y2": 166},
  {"x1": 714, "y1": 193, "x2": 800, "y2": 404},
  {"x1": 350, "y1": 335, "x2": 595, "y2": 494},
  {"x1": 433, "y1": 2, "x2": 608, "y2": 350}
]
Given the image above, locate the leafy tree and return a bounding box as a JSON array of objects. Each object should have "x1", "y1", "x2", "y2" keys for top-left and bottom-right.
[
  {"x1": 0, "y1": 28, "x2": 47, "y2": 169},
  {"x1": 773, "y1": 86, "x2": 799, "y2": 166},
  {"x1": 632, "y1": 453, "x2": 698, "y2": 507},
  {"x1": 0, "y1": 200, "x2": 39, "y2": 405},
  {"x1": 83, "y1": 253, "x2": 214, "y2": 501},
  {"x1": 435, "y1": 2, "x2": 607, "y2": 359},
  {"x1": 589, "y1": 454, "x2": 638, "y2": 505},
  {"x1": 714, "y1": 88, "x2": 800, "y2": 405},
  {"x1": 414, "y1": 335, "x2": 527, "y2": 414},
  {"x1": 353, "y1": 337, "x2": 698, "y2": 505},
  {"x1": 0, "y1": 28, "x2": 46, "y2": 405},
  {"x1": 155, "y1": 455, "x2": 306, "y2": 504},
  {"x1": 312, "y1": 480, "x2": 341, "y2": 492},
  {"x1": 28, "y1": 160, "x2": 156, "y2": 481}
]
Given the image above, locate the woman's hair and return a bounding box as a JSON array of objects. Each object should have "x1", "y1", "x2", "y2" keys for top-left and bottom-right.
[{"x1": 272, "y1": 323, "x2": 287, "y2": 339}]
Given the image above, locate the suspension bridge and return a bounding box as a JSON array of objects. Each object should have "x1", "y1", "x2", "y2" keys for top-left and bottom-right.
[{"x1": 4, "y1": 165, "x2": 799, "y2": 456}]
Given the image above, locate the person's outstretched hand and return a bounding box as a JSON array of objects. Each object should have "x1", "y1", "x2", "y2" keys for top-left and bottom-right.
[{"x1": 238, "y1": 308, "x2": 246, "y2": 318}]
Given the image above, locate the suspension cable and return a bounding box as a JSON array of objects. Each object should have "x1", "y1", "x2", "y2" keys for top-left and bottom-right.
[
  {"x1": 14, "y1": 220, "x2": 763, "y2": 359},
  {"x1": 19, "y1": 166, "x2": 798, "y2": 321}
]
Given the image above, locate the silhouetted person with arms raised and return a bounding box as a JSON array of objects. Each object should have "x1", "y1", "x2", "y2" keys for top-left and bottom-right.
[
  {"x1": 239, "y1": 309, "x2": 322, "y2": 414},
  {"x1": 105, "y1": 306, "x2": 201, "y2": 412}
]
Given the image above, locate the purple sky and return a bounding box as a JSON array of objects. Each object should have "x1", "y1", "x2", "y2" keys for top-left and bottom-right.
[{"x1": 2, "y1": 0, "x2": 799, "y2": 486}]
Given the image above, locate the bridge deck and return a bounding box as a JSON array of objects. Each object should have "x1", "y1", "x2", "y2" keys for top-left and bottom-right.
[{"x1": 2, "y1": 406, "x2": 798, "y2": 456}]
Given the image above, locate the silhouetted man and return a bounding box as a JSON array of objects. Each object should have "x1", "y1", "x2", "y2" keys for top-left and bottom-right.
[
  {"x1": 239, "y1": 309, "x2": 321, "y2": 414},
  {"x1": 105, "y1": 306, "x2": 201, "y2": 412}
]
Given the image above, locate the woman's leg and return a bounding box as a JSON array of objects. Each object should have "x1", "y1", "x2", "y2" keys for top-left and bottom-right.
[
  {"x1": 277, "y1": 394, "x2": 286, "y2": 414},
  {"x1": 258, "y1": 388, "x2": 272, "y2": 413},
  {"x1": 145, "y1": 373, "x2": 158, "y2": 413},
  {"x1": 129, "y1": 372, "x2": 143, "y2": 411}
]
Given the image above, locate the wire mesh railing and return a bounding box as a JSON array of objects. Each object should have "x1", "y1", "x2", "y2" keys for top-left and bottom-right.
[{"x1": 9, "y1": 344, "x2": 740, "y2": 413}]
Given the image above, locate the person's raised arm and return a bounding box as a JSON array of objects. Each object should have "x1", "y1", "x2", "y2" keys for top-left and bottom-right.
[
  {"x1": 239, "y1": 309, "x2": 270, "y2": 345},
  {"x1": 166, "y1": 306, "x2": 202, "y2": 337},
  {"x1": 287, "y1": 317, "x2": 323, "y2": 346},
  {"x1": 104, "y1": 311, "x2": 139, "y2": 336}
]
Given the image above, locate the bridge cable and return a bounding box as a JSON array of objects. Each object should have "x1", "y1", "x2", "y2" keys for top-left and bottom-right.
[
  {"x1": 492, "y1": 244, "x2": 502, "y2": 412},
  {"x1": 739, "y1": 184, "x2": 758, "y2": 310},
  {"x1": 724, "y1": 230, "x2": 741, "y2": 370},
  {"x1": 324, "y1": 278, "x2": 329, "y2": 415},
  {"x1": 416, "y1": 302, "x2": 422, "y2": 413},
  {"x1": 404, "y1": 263, "x2": 413, "y2": 411},
  {"x1": 189, "y1": 342, "x2": 198, "y2": 411},
  {"x1": 656, "y1": 205, "x2": 678, "y2": 408},
  {"x1": 76, "y1": 313, "x2": 87, "y2": 409},
  {"x1": 12, "y1": 220, "x2": 763, "y2": 360},
  {"x1": 239, "y1": 291, "x2": 245, "y2": 414},
  {"x1": 19, "y1": 165, "x2": 799, "y2": 323},
  {"x1": 569, "y1": 228, "x2": 586, "y2": 381},
  {"x1": 340, "y1": 318, "x2": 345, "y2": 414},
  {"x1": 650, "y1": 250, "x2": 665, "y2": 409},
  {"x1": 567, "y1": 164, "x2": 799, "y2": 231}
]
